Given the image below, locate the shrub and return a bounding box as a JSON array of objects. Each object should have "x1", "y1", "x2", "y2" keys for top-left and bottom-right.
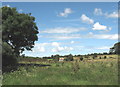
[
  {"x1": 104, "y1": 56, "x2": 107, "y2": 59},
  {"x1": 80, "y1": 57, "x2": 83, "y2": 61},
  {"x1": 2, "y1": 42, "x2": 18, "y2": 72},
  {"x1": 93, "y1": 56, "x2": 95, "y2": 59},
  {"x1": 93, "y1": 55, "x2": 97, "y2": 59},
  {"x1": 53, "y1": 54, "x2": 59, "y2": 61},
  {"x1": 66, "y1": 54, "x2": 73, "y2": 61}
]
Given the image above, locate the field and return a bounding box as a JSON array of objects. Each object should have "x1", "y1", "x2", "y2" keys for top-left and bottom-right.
[{"x1": 2, "y1": 56, "x2": 118, "y2": 85}]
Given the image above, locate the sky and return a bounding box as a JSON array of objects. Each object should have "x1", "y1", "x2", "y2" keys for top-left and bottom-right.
[{"x1": 2, "y1": 2, "x2": 119, "y2": 57}]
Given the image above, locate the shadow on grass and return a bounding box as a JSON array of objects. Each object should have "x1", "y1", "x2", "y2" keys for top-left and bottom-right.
[
  {"x1": 2, "y1": 63, "x2": 51, "y2": 73},
  {"x1": 18, "y1": 63, "x2": 51, "y2": 67}
]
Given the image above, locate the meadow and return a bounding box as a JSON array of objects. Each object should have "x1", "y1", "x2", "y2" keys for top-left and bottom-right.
[{"x1": 2, "y1": 57, "x2": 118, "y2": 85}]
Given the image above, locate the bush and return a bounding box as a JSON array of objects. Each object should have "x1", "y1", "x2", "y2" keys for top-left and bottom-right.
[
  {"x1": 66, "y1": 54, "x2": 73, "y2": 61},
  {"x1": 80, "y1": 57, "x2": 83, "y2": 61},
  {"x1": 93, "y1": 55, "x2": 97, "y2": 59},
  {"x1": 53, "y1": 54, "x2": 59, "y2": 61},
  {"x1": 93, "y1": 56, "x2": 96, "y2": 59},
  {"x1": 104, "y1": 56, "x2": 107, "y2": 59},
  {"x1": 2, "y1": 42, "x2": 18, "y2": 72}
]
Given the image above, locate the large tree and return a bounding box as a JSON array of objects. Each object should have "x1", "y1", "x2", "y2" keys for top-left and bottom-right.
[
  {"x1": 2, "y1": 6, "x2": 39, "y2": 55},
  {"x1": 109, "y1": 42, "x2": 120, "y2": 54}
]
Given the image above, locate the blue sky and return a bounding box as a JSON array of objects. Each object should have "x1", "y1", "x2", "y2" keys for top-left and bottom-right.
[{"x1": 3, "y1": 2, "x2": 118, "y2": 57}]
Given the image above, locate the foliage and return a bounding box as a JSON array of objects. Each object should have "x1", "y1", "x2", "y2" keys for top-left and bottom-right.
[
  {"x1": 80, "y1": 57, "x2": 83, "y2": 61},
  {"x1": 2, "y1": 42, "x2": 18, "y2": 72},
  {"x1": 104, "y1": 56, "x2": 107, "y2": 59},
  {"x1": 66, "y1": 54, "x2": 73, "y2": 61},
  {"x1": 110, "y1": 42, "x2": 120, "y2": 54},
  {"x1": 2, "y1": 6, "x2": 39, "y2": 55},
  {"x1": 52, "y1": 54, "x2": 59, "y2": 61}
]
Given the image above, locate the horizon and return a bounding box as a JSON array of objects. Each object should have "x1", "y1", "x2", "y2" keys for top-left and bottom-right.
[
  {"x1": 25, "y1": 52, "x2": 113, "y2": 58},
  {"x1": 2, "y1": 2, "x2": 118, "y2": 57}
]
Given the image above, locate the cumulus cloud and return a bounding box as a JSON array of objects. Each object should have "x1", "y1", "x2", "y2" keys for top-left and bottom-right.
[
  {"x1": 32, "y1": 42, "x2": 73, "y2": 53},
  {"x1": 58, "y1": 8, "x2": 73, "y2": 17},
  {"x1": 94, "y1": 8, "x2": 119, "y2": 18},
  {"x1": 40, "y1": 27, "x2": 86, "y2": 34},
  {"x1": 51, "y1": 42, "x2": 73, "y2": 52},
  {"x1": 105, "y1": 12, "x2": 118, "y2": 18},
  {"x1": 32, "y1": 43, "x2": 49, "y2": 53},
  {"x1": 81, "y1": 14, "x2": 94, "y2": 24},
  {"x1": 52, "y1": 46, "x2": 73, "y2": 52},
  {"x1": 92, "y1": 22, "x2": 107, "y2": 31},
  {"x1": 94, "y1": 8, "x2": 103, "y2": 15}
]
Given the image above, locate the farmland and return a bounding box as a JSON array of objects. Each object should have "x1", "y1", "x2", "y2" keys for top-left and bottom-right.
[
  {"x1": 1, "y1": 4, "x2": 119, "y2": 86},
  {"x1": 2, "y1": 55, "x2": 118, "y2": 85}
]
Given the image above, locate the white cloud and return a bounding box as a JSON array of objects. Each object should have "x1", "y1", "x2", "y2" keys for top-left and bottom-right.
[
  {"x1": 32, "y1": 43, "x2": 49, "y2": 53},
  {"x1": 96, "y1": 46, "x2": 111, "y2": 50},
  {"x1": 6, "y1": 5, "x2": 10, "y2": 7},
  {"x1": 40, "y1": 27, "x2": 86, "y2": 34},
  {"x1": 87, "y1": 32, "x2": 118, "y2": 40},
  {"x1": 2, "y1": 5, "x2": 10, "y2": 7},
  {"x1": 93, "y1": 8, "x2": 119, "y2": 18},
  {"x1": 52, "y1": 47, "x2": 64, "y2": 52},
  {"x1": 105, "y1": 12, "x2": 118, "y2": 18},
  {"x1": 92, "y1": 22, "x2": 107, "y2": 30},
  {"x1": 88, "y1": 32, "x2": 93, "y2": 35},
  {"x1": 52, "y1": 42, "x2": 60, "y2": 47},
  {"x1": 58, "y1": 8, "x2": 73, "y2": 17},
  {"x1": 43, "y1": 34, "x2": 81, "y2": 40},
  {"x1": 52, "y1": 46, "x2": 73, "y2": 52},
  {"x1": 95, "y1": 34, "x2": 118, "y2": 40},
  {"x1": 40, "y1": 30, "x2": 118, "y2": 40},
  {"x1": 37, "y1": 47, "x2": 45, "y2": 52},
  {"x1": 53, "y1": 19, "x2": 80, "y2": 22},
  {"x1": 94, "y1": 8, "x2": 103, "y2": 15},
  {"x1": 71, "y1": 41, "x2": 75, "y2": 44},
  {"x1": 31, "y1": 42, "x2": 74, "y2": 53},
  {"x1": 81, "y1": 14, "x2": 94, "y2": 24},
  {"x1": 18, "y1": 9, "x2": 23, "y2": 13}
]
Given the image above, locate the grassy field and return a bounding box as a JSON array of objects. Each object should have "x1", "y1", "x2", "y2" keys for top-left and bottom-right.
[{"x1": 2, "y1": 58, "x2": 118, "y2": 85}]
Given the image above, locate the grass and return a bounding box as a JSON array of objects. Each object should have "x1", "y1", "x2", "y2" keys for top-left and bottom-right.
[{"x1": 2, "y1": 58, "x2": 118, "y2": 85}]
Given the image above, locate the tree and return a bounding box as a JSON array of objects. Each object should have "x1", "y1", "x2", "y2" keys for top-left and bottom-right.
[
  {"x1": 66, "y1": 54, "x2": 73, "y2": 61},
  {"x1": 53, "y1": 54, "x2": 59, "y2": 61},
  {"x1": 2, "y1": 6, "x2": 39, "y2": 55},
  {"x1": 109, "y1": 42, "x2": 120, "y2": 54},
  {"x1": 109, "y1": 47, "x2": 114, "y2": 54}
]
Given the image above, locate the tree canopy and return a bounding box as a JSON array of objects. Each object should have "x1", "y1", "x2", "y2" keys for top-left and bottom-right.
[
  {"x1": 2, "y1": 6, "x2": 39, "y2": 55},
  {"x1": 109, "y1": 42, "x2": 120, "y2": 54}
]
